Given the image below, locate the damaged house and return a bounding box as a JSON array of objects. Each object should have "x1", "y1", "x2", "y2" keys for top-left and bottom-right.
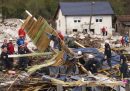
[{"x1": 54, "y1": 1, "x2": 114, "y2": 36}]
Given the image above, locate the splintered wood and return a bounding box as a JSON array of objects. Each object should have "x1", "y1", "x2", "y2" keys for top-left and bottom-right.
[{"x1": 22, "y1": 15, "x2": 74, "y2": 57}]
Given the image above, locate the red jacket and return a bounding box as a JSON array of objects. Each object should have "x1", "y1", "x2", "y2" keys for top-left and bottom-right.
[
  {"x1": 58, "y1": 32, "x2": 64, "y2": 40},
  {"x1": 18, "y1": 28, "x2": 26, "y2": 37},
  {"x1": 101, "y1": 27, "x2": 106, "y2": 32},
  {"x1": 7, "y1": 42, "x2": 14, "y2": 54}
]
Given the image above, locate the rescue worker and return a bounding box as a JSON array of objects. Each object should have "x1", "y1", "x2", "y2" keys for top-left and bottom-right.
[
  {"x1": 101, "y1": 27, "x2": 106, "y2": 36},
  {"x1": 84, "y1": 54, "x2": 99, "y2": 74},
  {"x1": 119, "y1": 57, "x2": 128, "y2": 78},
  {"x1": 119, "y1": 50, "x2": 126, "y2": 64},
  {"x1": 1, "y1": 46, "x2": 12, "y2": 70},
  {"x1": 104, "y1": 40, "x2": 112, "y2": 69},
  {"x1": 18, "y1": 45, "x2": 28, "y2": 71},
  {"x1": 120, "y1": 36, "x2": 125, "y2": 46},
  {"x1": 18, "y1": 27, "x2": 26, "y2": 39},
  {"x1": 57, "y1": 31, "x2": 64, "y2": 40},
  {"x1": 124, "y1": 33, "x2": 129, "y2": 46},
  {"x1": 7, "y1": 38, "x2": 15, "y2": 54},
  {"x1": 7, "y1": 38, "x2": 15, "y2": 69},
  {"x1": 46, "y1": 33, "x2": 61, "y2": 51},
  {"x1": 1, "y1": 39, "x2": 8, "y2": 49},
  {"x1": 17, "y1": 36, "x2": 25, "y2": 52}
]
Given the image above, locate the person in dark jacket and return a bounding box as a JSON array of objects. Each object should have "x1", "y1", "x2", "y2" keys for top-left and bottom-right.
[
  {"x1": 104, "y1": 41, "x2": 112, "y2": 68},
  {"x1": 85, "y1": 54, "x2": 99, "y2": 74},
  {"x1": 1, "y1": 46, "x2": 12, "y2": 70},
  {"x1": 119, "y1": 50, "x2": 126, "y2": 64},
  {"x1": 119, "y1": 58, "x2": 128, "y2": 78},
  {"x1": 18, "y1": 45, "x2": 28, "y2": 70},
  {"x1": 46, "y1": 33, "x2": 61, "y2": 51},
  {"x1": 1, "y1": 39, "x2": 8, "y2": 49}
]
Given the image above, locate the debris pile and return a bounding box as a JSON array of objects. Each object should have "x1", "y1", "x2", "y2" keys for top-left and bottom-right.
[
  {"x1": 0, "y1": 12, "x2": 127, "y2": 91},
  {"x1": 75, "y1": 36, "x2": 102, "y2": 48}
]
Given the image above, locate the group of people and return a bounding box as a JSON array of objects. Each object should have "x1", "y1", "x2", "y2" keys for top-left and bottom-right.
[
  {"x1": 1, "y1": 27, "x2": 30, "y2": 71},
  {"x1": 1, "y1": 38, "x2": 15, "y2": 70},
  {"x1": 120, "y1": 33, "x2": 129, "y2": 46},
  {"x1": 78, "y1": 40, "x2": 129, "y2": 78}
]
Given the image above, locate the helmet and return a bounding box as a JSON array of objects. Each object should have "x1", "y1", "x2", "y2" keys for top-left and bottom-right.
[
  {"x1": 105, "y1": 40, "x2": 109, "y2": 44},
  {"x1": 77, "y1": 51, "x2": 82, "y2": 55},
  {"x1": 9, "y1": 38, "x2": 13, "y2": 41},
  {"x1": 88, "y1": 54, "x2": 94, "y2": 58}
]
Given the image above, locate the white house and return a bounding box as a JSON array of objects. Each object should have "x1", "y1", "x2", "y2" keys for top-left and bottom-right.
[{"x1": 54, "y1": 1, "x2": 114, "y2": 36}]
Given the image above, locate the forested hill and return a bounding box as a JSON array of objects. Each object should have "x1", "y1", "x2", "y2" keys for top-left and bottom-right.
[{"x1": 0, "y1": 0, "x2": 130, "y2": 20}]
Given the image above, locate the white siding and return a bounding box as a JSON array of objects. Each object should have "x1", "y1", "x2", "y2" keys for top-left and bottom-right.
[
  {"x1": 56, "y1": 10, "x2": 113, "y2": 35},
  {"x1": 56, "y1": 9, "x2": 66, "y2": 35},
  {"x1": 65, "y1": 15, "x2": 112, "y2": 35}
]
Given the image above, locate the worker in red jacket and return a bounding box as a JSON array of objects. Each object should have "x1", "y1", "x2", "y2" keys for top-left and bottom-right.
[
  {"x1": 7, "y1": 38, "x2": 14, "y2": 69},
  {"x1": 18, "y1": 27, "x2": 26, "y2": 39},
  {"x1": 57, "y1": 31, "x2": 64, "y2": 40},
  {"x1": 7, "y1": 38, "x2": 15, "y2": 54}
]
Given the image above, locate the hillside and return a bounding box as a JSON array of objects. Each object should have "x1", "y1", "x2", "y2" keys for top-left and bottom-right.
[{"x1": 0, "y1": 0, "x2": 130, "y2": 20}]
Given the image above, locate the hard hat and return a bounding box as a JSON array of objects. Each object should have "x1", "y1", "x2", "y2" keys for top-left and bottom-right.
[
  {"x1": 105, "y1": 40, "x2": 109, "y2": 44},
  {"x1": 78, "y1": 51, "x2": 82, "y2": 55},
  {"x1": 88, "y1": 54, "x2": 94, "y2": 58},
  {"x1": 9, "y1": 38, "x2": 13, "y2": 41}
]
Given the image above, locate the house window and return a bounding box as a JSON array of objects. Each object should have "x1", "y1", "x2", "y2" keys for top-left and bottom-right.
[
  {"x1": 90, "y1": 29, "x2": 95, "y2": 34},
  {"x1": 73, "y1": 29, "x2": 78, "y2": 32},
  {"x1": 78, "y1": 20, "x2": 81, "y2": 22},
  {"x1": 74, "y1": 19, "x2": 81, "y2": 23},
  {"x1": 74, "y1": 20, "x2": 77, "y2": 23},
  {"x1": 83, "y1": 29, "x2": 87, "y2": 33},
  {"x1": 96, "y1": 19, "x2": 98, "y2": 22},
  {"x1": 96, "y1": 18, "x2": 103, "y2": 22},
  {"x1": 99, "y1": 19, "x2": 102, "y2": 22}
]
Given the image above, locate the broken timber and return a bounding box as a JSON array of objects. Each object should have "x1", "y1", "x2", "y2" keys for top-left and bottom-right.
[
  {"x1": 28, "y1": 51, "x2": 64, "y2": 74},
  {"x1": 42, "y1": 74, "x2": 124, "y2": 87},
  {"x1": 21, "y1": 10, "x2": 74, "y2": 57},
  {"x1": 8, "y1": 52, "x2": 54, "y2": 58}
]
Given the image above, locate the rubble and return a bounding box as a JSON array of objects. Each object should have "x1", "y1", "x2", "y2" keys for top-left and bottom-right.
[{"x1": 0, "y1": 12, "x2": 128, "y2": 91}]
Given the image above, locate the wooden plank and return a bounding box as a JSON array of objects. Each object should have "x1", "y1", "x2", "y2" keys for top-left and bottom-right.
[
  {"x1": 52, "y1": 50, "x2": 65, "y2": 66},
  {"x1": 98, "y1": 64, "x2": 119, "y2": 72},
  {"x1": 57, "y1": 84, "x2": 63, "y2": 91},
  {"x1": 22, "y1": 14, "x2": 74, "y2": 56},
  {"x1": 74, "y1": 41, "x2": 86, "y2": 48},
  {"x1": 27, "y1": 17, "x2": 43, "y2": 39},
  {"x1": 28, "y1": 51, "x2": 63, "y2": 74},
  {"x1": 8, "y1": 52, "x2": 54, "y2": 58},
  {"x1": 33, "y1": 21, "x2": 47, "y2": 44},
  {"x1": 42, "y1": 75, "x2": 124, "y2": 87},
  {"x1": 21, "y1": 16, "x2": 32, "y2": 29}
]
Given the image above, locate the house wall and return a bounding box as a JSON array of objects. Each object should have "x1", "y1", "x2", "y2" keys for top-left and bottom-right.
[
  {"x1": 56, "y1": 9, "x2": 113, "y2": 36},
  {"x1": 56, "y1": 9, "x2": 66, "y2": 35}
]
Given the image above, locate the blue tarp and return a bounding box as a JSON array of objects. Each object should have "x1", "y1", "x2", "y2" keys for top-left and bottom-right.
[{"x1": 72, "y1": 48, "x2": 120, "y2": 66}]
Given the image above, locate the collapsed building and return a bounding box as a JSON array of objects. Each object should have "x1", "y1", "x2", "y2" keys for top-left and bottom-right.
[{"x1": 0, "y1": 11, "x2": 129, "y2": 91}]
